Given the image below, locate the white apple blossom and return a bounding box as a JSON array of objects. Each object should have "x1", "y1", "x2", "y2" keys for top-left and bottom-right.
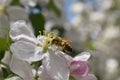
[
  {"x1": 42, "y1": 50, "x2": 70, "y2": 80},
  {"x1": 9, "y1": 20, "x2": 96, "y2": 80},
  {"x1": 10, "y1": 20, "x2": 43, "y2": 62},
  {"x1": 0, "y1": 0, "x2": 30, "y2": 38},
  {"x1": 9, "y1": 20, "x2": 70, "y2": 80},
  {"x1": 70, "y1": 2, "x2": 84, "y2": 14}
]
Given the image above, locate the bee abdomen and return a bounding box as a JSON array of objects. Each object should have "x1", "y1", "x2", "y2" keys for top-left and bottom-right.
[{"x1": 63, "y1": 45, "x2": 72, "y2": 53}]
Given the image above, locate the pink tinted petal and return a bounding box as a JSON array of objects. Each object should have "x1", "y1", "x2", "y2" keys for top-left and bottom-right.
[
  {"x1": 81, "y1": 74, "x2": 97, "y2": 80},
  {"x1": 42, "y1": 50, "x2": 70, "y2": 80},
  {"x1": 74, "y1": 52, "x2": 91, "y2": 61},
  {"x1": 72, "y1": 74, "x2": 97, "y2": 80},
  {"x1": 70, "y1": 61, "x2": 90, "y2": 77}
]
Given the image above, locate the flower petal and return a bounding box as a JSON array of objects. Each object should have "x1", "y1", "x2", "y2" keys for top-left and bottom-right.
[
  {"x1": 38, "y1": 66, "x2": 54, "y2": 80},
  {"x1": 1, "y1": 51, "x2": 11, "y2": 65},
  {"x1": 70, "y1": 61, "x2": 90, "y2": 77},
  {"x1": 42, "y1": 50, "x2": 70, "y2": 80},
  {"x1": 73, "y1": 52, "x2": 91, "y2": 61},
  {"x1": 57, "y1": 51, "x2": 73, "y2": 64},
  {"x1": 5, "y1": 76, "x2": 22, "y2": 80},
  {"x1": 10, "y1": 41, "x2": 43, "y2": 62},
  {"x1": 10, "y1": 56, "x2": 34, "y2": 80},
  {"x1": 7, "y1": 6, "x2": 28, "y2": 21},
  {"x1": 80, "y1": 74, "x2": 97, "y2": 80},
  {"x1": 9, "y1": 20, "x2": 37, "y2": 43}
]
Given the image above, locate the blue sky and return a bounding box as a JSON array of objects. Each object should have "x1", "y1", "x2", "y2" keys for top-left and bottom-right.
[{"x1": 64, "y1": 0, "x2": 99, "y2": 22}]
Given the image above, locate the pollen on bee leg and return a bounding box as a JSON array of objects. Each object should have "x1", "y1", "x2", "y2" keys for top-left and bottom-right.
[
  {"x1": 41, "y1": 32, "x2": 55, "y2": 52},
  {"x1": 38, "y1": 31, "x2": 59, "y2": 52}
]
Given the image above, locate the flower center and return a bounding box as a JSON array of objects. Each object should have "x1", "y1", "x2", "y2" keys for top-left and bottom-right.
[
  {"x1": 39, "y1": 32, "x2": 54, "y2": 53},
  {"x1": 38, "y1": 31, "x2": 72, "y2": 53}
]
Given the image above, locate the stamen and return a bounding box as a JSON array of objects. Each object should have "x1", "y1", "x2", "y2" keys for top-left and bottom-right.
[
  {"x1": 39, "y1": 31, "x2": 41, "y2": 35},
  {"x1": 41, "y1": 31, "x2": 55, "y2": 52},
  {"x1": 43, "y1": 30, "x2": 47, "y2": 36}
]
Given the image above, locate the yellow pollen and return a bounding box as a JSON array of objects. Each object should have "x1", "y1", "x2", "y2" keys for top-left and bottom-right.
[{"x1": 39, "y1": 31, "x2": 55, "y2": 53}]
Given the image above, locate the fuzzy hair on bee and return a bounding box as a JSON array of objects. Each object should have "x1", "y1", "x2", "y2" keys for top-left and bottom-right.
[{"x1": 51, "y1": 36, "x2": 72, "y2": 54}]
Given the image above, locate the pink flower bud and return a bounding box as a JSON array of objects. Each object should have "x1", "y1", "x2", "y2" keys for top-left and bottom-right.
[{"x1": 70, "y1": 60, "x2": 90, "y2": 77}]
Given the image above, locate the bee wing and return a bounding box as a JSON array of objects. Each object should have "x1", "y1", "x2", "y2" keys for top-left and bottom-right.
[{"x1": 62, "y1": 38, "x2": 72, "y2": 43}]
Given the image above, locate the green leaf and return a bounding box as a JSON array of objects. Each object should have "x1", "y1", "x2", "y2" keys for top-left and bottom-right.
[
  {"x1": 0, "y1": 27, "x2": 9, "y2": 33},
  {"x1": 31, "y1": 61, "x2": 42, "y2": 70},
  {"x1": 48, "y1": 0, "x2": 61, "y2": 17},
  {"x1": 86, "y1": 41, "x2": 95, "y2": 50},
  {"x1": 0, "y1": 38, "x2": 8, "y2": 51},
  {"x1": 51, "y1": 26, "x2": 65, "y2": 37},
  {"x1": 0, "y1": 51, "x2": 5, "y2": 60},
  {"x1": 10, "y1": 0, "x2": 19, "y2": 5},
  {"x1": 29, "y1": 13, "x2": 45, "y2": 36},
  {"x1": 2, "y1": 67, "x2": 10, "y2": 78}
]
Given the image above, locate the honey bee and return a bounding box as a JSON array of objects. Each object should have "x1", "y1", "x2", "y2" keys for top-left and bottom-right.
[{"x1": 51, "y1": 36, "x2": 72, "y2": 53}]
